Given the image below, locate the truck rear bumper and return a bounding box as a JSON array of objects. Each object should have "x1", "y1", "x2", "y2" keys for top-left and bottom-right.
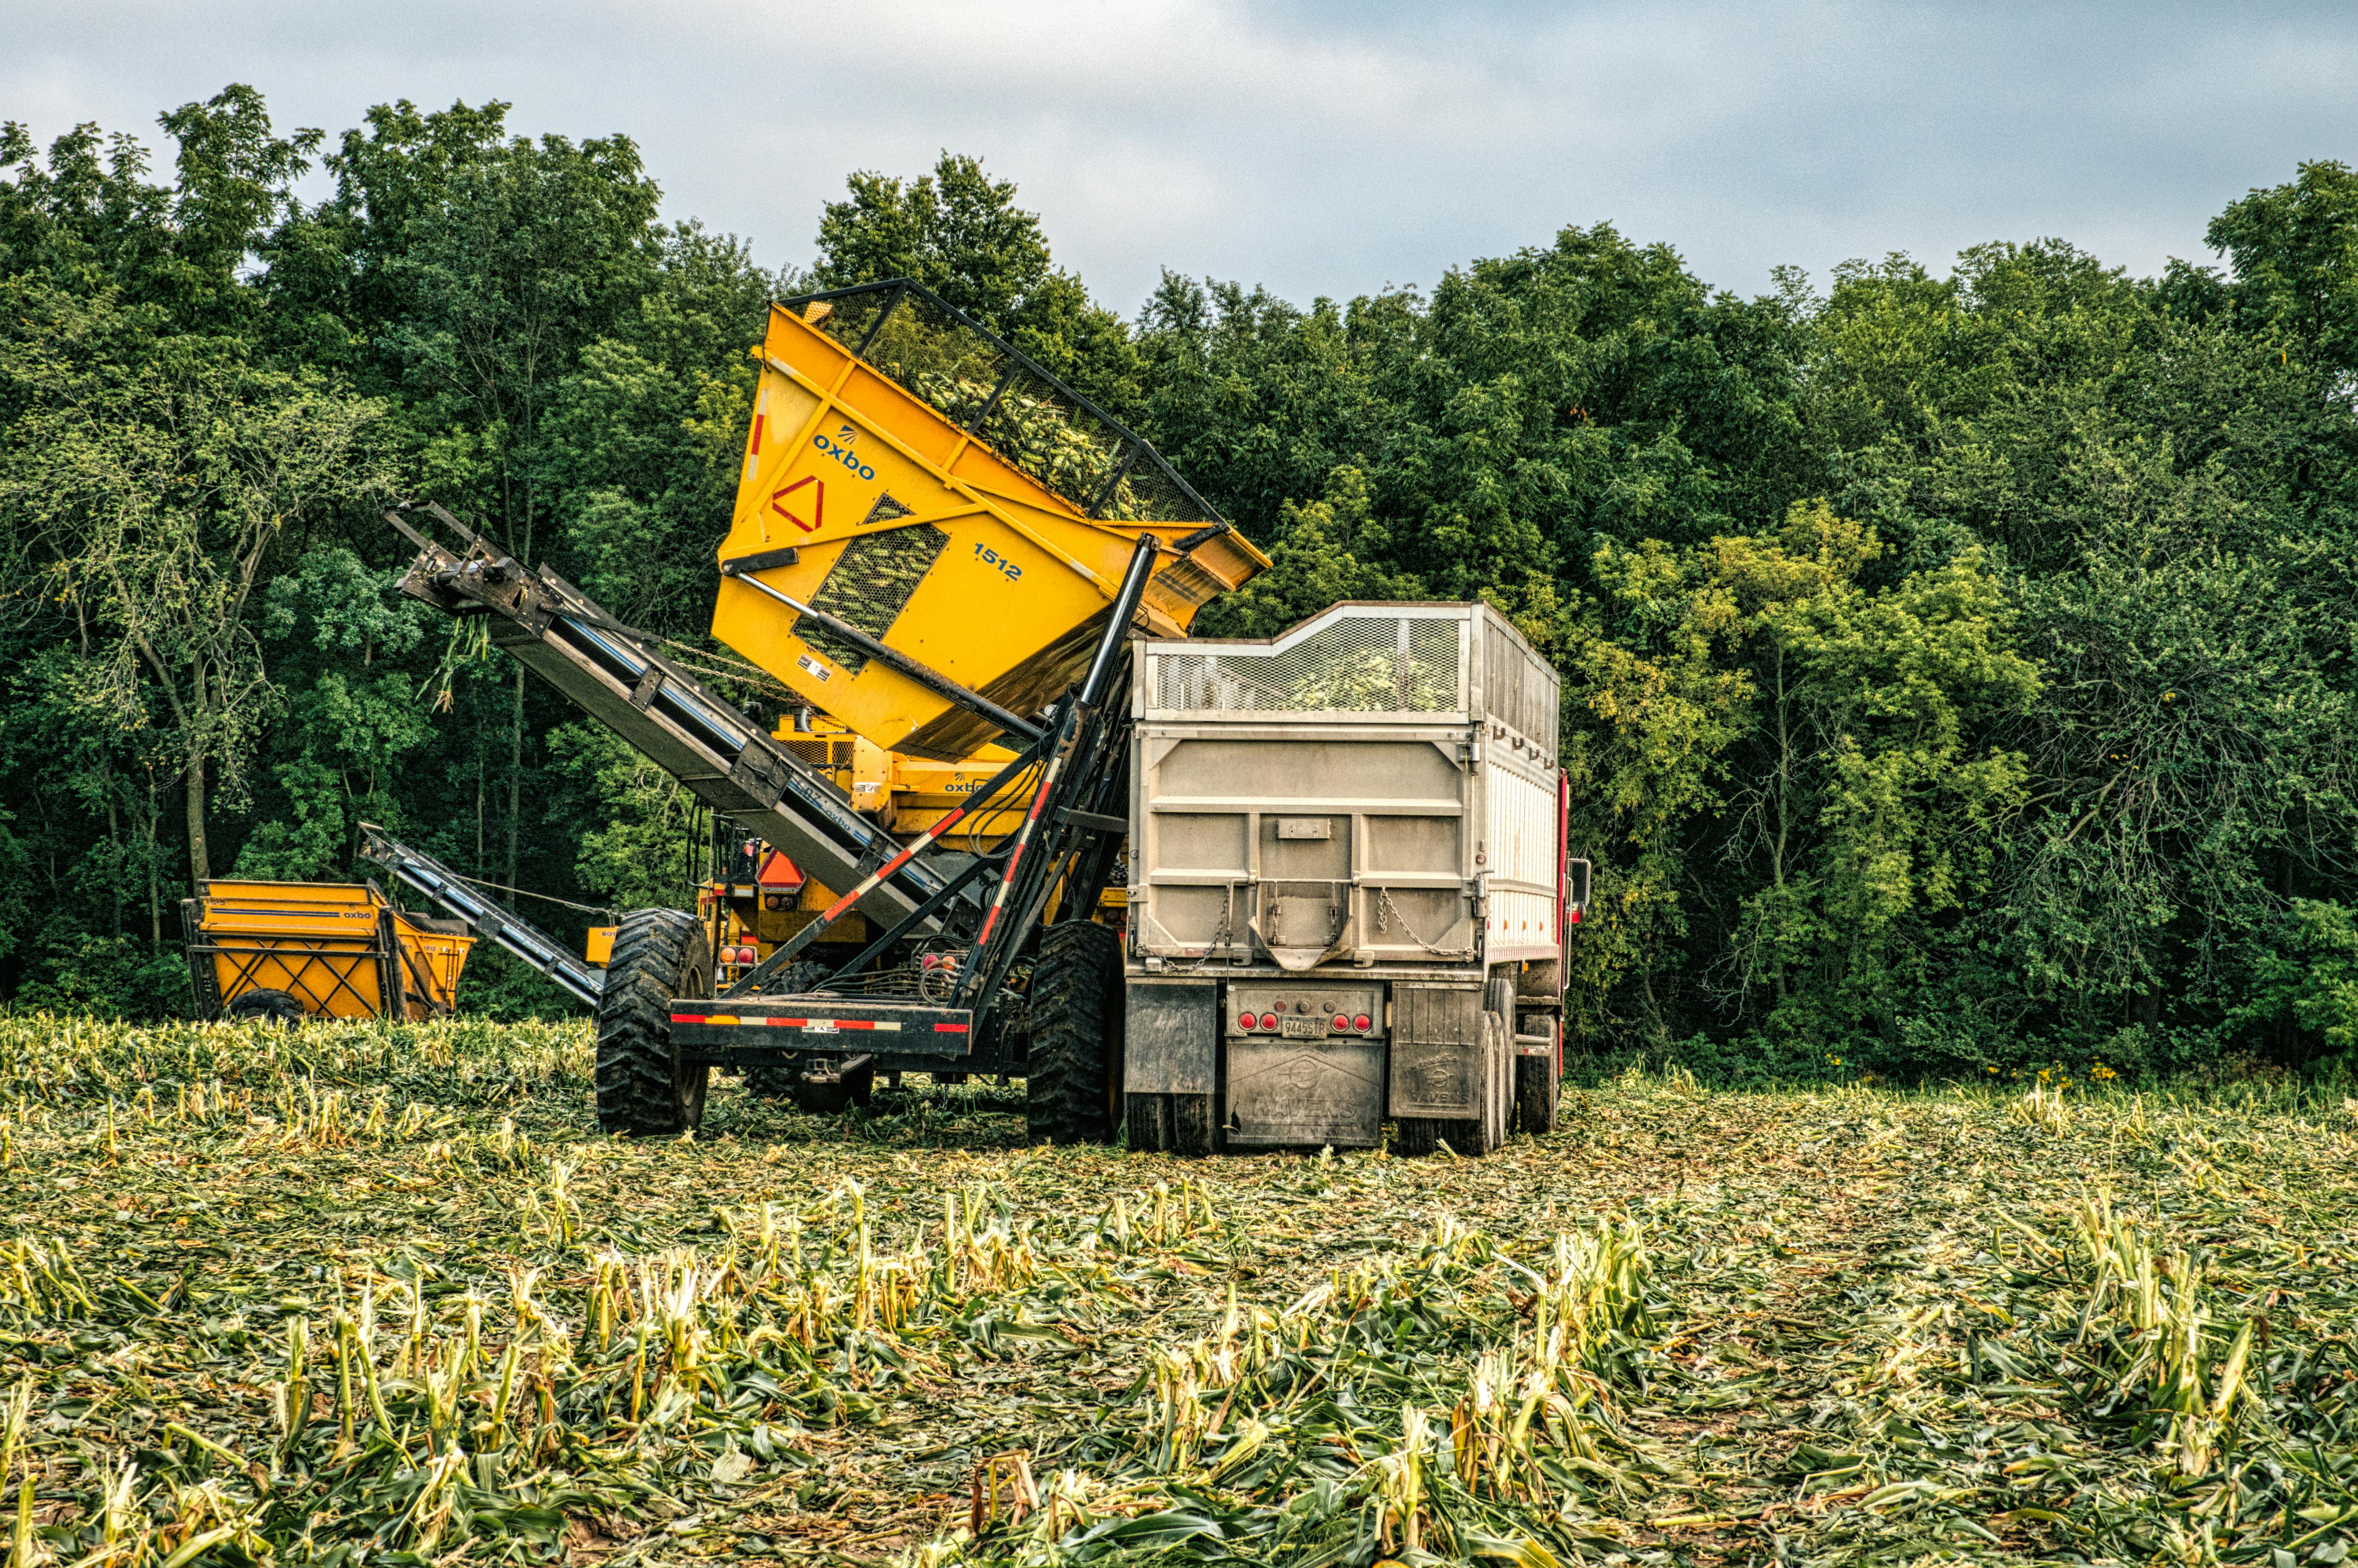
[{"x1": 668, "y1": 997, "x2": 974, "y2": 1060}]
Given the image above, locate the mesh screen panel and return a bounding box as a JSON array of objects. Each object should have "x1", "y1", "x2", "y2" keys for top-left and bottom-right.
[
  {"x1": 803, "y1": 525, "x2": 951, "y2": 675},
  {"x1": 786, "y1": 282, "x2": 1217, "y2": 525},
  {"x1": 1155, "y1": 613, "x2": 1465, "y2": 713},
  {"x1": 779, "y1": 738, "x2": 855, "y2": 769}
]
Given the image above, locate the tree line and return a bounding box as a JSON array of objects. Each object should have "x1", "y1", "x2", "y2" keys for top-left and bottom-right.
[{"x1": 3, "y1": 86, "x2": 2354, "y2": 1079}]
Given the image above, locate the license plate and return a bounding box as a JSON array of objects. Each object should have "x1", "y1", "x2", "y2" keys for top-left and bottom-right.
[
  {"x1": 1279, "y1": 1016, "x2": 1323, "y2": 1039},
  {"x1": 804, "y1": 1019, "x2": 837, "y2": 1034}
]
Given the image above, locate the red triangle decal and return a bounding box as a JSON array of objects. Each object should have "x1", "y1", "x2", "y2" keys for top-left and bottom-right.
[
  {"x1": 769, "y1": 475, "x2": 825, "y2": 534},
  {"x1": 756, "y1": 850, "x2": 805, "y2": 889}
]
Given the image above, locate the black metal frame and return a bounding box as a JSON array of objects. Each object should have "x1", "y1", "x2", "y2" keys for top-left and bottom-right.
[
  {"x1": 676, "y1": 535, "x2": 1158, "y2": 1066},
  {"x1": 357, "y1": 823, "x2": 607, "y2": 1008}
]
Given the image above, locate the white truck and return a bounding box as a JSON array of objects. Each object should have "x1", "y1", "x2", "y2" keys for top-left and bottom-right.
[{"x1": 1121, "y1": 601, "x2": 1581, "y2": 1155}]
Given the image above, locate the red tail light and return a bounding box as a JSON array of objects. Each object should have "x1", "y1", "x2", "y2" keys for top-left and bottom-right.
[
  {"x1": 1258, "y1": 1012, "x2": 1278, "y2": 1031},
  {"x1": 1238, "y1": 1011, "x2": 1254, "y2": 1030},
  {"x1": 1352, "y1": 1013, "x2": 1372, "y2": 1032}
]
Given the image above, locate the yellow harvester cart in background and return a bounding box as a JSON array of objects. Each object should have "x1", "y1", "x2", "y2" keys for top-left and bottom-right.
[{"x1": 181, "y1": 881, "x2": 474, "y2": 1023}]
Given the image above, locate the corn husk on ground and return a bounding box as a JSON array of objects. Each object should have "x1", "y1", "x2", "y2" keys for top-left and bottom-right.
[{"x1": 0, "y1": 1014, "x2": 2354, "y2": 1566}]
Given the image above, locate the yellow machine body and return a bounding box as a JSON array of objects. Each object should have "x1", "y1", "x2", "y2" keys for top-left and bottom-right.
[
  {"x1": 712, "y1": 301, "x2": 1268, "y2": 760},
  {"x1": 185, "y1": 880, "x2": 473, "y2": 1021}
]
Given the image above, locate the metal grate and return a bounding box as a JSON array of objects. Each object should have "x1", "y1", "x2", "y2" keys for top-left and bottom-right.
[
  {"x1": 1482, "y1": 613, "x2": 1559, "y2": 753},
  {"x1": 779, "y1": 738, "x2": 856, "y2": 769},
  {"x1": 784, "y1": 281, "x2": 1220, "y2": 525},
  {"x1": 1155, "y1": 613, "x2": 1464, "y2": 714},
  {"x1": 802, "y1": 524, "x2": 951, "y2": 676}
]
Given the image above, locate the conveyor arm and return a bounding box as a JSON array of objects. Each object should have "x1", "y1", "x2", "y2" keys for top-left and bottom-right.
[
  {"x1": 357, "y1": 824, "x2": 607, "y2": 1008},
  {"x1": 387, "y1": 508, "x2": 953, "y2": 931}
]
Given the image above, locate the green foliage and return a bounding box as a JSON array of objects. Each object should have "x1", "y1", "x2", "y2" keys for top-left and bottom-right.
[
  {"x1": 2207, "y1": 159, "x2": 2358, "y2": 373},
  {"x1": 2238, "y1": 900, "x2": 2358, "y2": 1056},
  {"x1": 1196, "y1": 466, "x2": 1422, "y2": 637},
  {"x1": 11, "y1": 931, "x2": 189, "y2": 1018},
  {"x1": 544, "y1": 721, "x2": 694, "y2": 912},
  {"x1": 2, "y1": 91, "x2": 2354, "y2": 1079},
  {"x1": 814, "y1": 151, "x2": 1143, "y2": 410}
]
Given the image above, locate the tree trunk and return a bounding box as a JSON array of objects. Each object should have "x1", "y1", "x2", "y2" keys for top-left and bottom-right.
[
  {"x1": 106, "y1": 796, "x2": 123, "y2": 938},
  {"x1": 185, "y1": 755, "x2": 211, "y2": 887},
  {"x1": 505, "y1": 668, "x2": 525, "y2": 907},
  {"x1": 145, "y1": 779, "x2": 162, "y2": 947}
]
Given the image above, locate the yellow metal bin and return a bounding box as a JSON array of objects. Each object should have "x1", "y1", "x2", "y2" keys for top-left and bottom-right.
[
  {"x1": 181, "y1": 880, "x2": 474, "y2": 1023},
  {"x1": 713, "y1": 283, "x2": 1269, "y2": 761}
]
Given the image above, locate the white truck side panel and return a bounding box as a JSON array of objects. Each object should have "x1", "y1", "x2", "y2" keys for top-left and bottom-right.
[{"x1": 1483, "y1": 758, "x2": 1559, "y2": 962}]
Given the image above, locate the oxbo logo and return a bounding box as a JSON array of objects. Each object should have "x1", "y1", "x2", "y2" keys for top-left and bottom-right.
[{"x1": 815, "y1": 430, "x2": 875, "y2": 482}]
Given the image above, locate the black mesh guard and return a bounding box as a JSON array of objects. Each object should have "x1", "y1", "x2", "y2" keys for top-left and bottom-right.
[{"x1": 779, "y1": 280, "x2": 1223, "y2": 528}]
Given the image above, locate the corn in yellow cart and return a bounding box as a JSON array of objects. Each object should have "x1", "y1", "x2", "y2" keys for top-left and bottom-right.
[{"x1": 180, "y1": 880, "x2": 474, "y2": 1023}]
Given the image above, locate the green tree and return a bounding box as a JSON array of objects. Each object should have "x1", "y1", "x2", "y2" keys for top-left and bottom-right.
[
  {"x1": 814, "y1": 152, "x2": 1143, "y2": 409},
  {"x1": 0, "y1": 285, "x2": 393, "y2": 886},
  {"x1": 2207, "y1": 160, "x2": 2358, "y2": 374}
]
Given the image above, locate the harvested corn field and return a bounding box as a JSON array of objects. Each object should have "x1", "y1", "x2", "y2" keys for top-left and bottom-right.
[{"x1": 0, "y1": 1016, "x2": 2354, "y2": 1567}]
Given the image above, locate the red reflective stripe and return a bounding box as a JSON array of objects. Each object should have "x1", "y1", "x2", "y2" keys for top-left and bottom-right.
[
  {"x1": 669, "y1": 1013, "x2": 707, "y2": 1024},
  {"x1": 817, "y1": 806, "x2": 970, "y2": 922},
  {"x1": 767, "y1": 1017, "x2": 805, "y2": 1027},
  {"x1": 750, "y1": 413, "x2": 763, "y2": 455},
  {"x1": 933, "y1": 1022, "x2": 970, "y2": 1033}
]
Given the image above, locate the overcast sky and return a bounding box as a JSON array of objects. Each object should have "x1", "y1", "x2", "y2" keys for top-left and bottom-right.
[{"x1": 5, "y1": 1, "x2": 2354, "y2": 313}]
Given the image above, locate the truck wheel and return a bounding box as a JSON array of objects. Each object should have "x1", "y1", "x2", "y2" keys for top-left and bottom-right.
[
  {"x1": 1026, "y1": 921, "x2": 1122, "y2": 1145},
  {"x1": 1481, "y1": 1011, "x2": 1511, "y2": 1153},
  {"x1": 1124, "y1": 1093, "x2": 1169, "y2": 1152},
  {"x1": 1171, "y1": 1093, "x2": 1217, "y2": 1156},
  {"x1": 595, "y1": 909, "x2": 712, "y2": 1136},
  {"x1": 1124, "y1": 1092, "x2": 1219, "y2": 1156},
  {"x1": 226, "y1": 989, "x2": 306, "y2": 1027},
  {"x1": 1514, "y1": 1017, "x2": 1561, "y2": 1135}
]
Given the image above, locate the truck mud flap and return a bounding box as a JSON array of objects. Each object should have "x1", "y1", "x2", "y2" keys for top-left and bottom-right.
[
  {"x1": 1388, "y1": 983, "x2": 1484, "y2": 1119},
  {"x1": 1123, "y1": 979, "x2": 1216, "y2": 1095},
  {"x1": 1226, "y1": 1037, "x2": 1383, "y2": 1149}
]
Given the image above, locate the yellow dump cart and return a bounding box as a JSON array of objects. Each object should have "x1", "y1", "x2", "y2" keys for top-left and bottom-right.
[
  {"x1": 714, "y1": 283, "x2": 1269, "y2": 760},
  {"x1": 181, "y1": 881, "x2": 474, "y2": 1023}
]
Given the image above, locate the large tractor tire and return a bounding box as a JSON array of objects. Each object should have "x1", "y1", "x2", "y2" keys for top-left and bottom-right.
[
  {"x1": 226, "y1": 989, "x2": 306, "y2": 1027},
  {"x1": 595, "y1": 909, "x2": 712, "y2": 1136},
  {"x1": 1025, "y1": 921, "x2": 1123, "y2": 1145}
]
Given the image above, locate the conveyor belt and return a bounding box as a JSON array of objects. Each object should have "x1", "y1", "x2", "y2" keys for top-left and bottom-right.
[
  {"x1": 389, "y1": 515, "x2": 951, "y2": 931},
  {"x1": 356, "y1": 824, "x2": 607, "y2": 1008}
]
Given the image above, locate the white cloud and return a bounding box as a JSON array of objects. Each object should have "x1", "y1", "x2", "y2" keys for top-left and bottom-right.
[{"x1": 3, "y1": 0, "x2": 2355, "y2": 308}]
